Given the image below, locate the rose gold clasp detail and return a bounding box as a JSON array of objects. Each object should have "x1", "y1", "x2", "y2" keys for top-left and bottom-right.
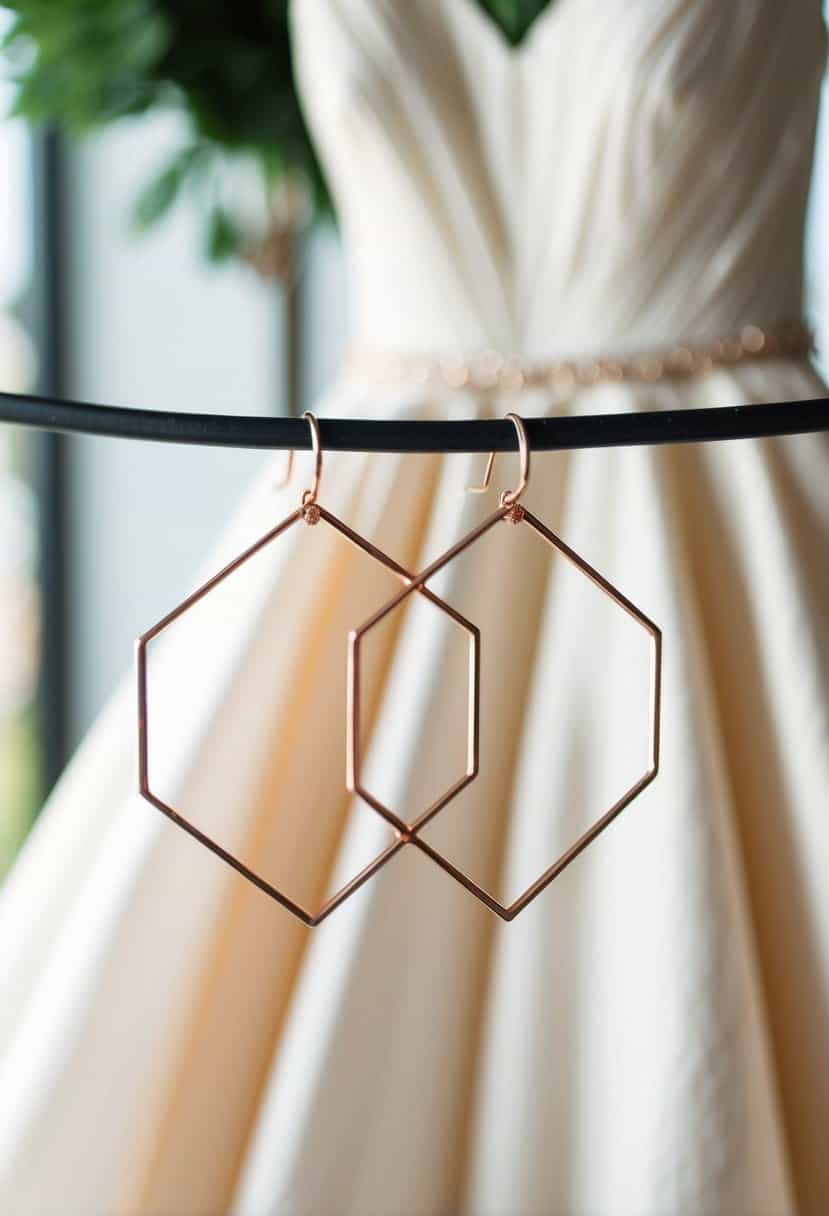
[{"x1": 467, "y1": 412, "x2": 531, "y2": 508}]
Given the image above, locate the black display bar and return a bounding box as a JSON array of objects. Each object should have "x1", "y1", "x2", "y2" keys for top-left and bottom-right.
[{"x1": 0, "y1": 389, "x2": 826, "y2": 453}]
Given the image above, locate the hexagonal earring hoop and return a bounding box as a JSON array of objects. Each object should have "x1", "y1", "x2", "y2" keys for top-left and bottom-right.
[
  {"x1": 136, "y1": 413, "x2": 479, "y2": 927},
  {"x1": 347, "y1": 414, "x2": 662, "y2": 922}
]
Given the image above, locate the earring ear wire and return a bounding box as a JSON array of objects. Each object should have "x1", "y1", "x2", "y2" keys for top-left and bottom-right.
[
  {"x1": 466, "y1": 450, "x2": 496, "y2": 494},
  {"x1": 300, "y1": 410, "x2": 323, "y2": 520},
  {"x1": 273, "y1": 449, "x2": 295, "y2": 490},
  {"x1": 272, "y1": 408, "x2": 323, "y2": 496},
  {"x1": 465, "y1": 412, "x2": 530, "y2": 508}
]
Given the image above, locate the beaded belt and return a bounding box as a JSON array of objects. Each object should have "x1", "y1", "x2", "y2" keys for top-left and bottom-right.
[{"x1": 345, "y1": 320, "x2": 813, "y2": 393}]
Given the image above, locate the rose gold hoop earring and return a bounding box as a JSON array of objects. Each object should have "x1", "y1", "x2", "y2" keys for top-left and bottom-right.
[
  {"x1": 137, "y1": 412, "x2": 480, "y2": 926},
  {"x1": 348, "y1": 413, "x2": 662, "y2": 921}
]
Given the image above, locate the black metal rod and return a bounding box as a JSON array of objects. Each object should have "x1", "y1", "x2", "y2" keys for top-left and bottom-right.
[{"x1": 0, "y1": 389, "x2": 826, "y2": 452}]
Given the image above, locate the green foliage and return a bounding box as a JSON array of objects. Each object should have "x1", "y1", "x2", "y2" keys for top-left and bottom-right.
[
  {"x1": 205, "y1": 204, "x2": 240, "y2": 262},
  {"x1": 1, "y1": 0, "x2": 329, "y2": 260},
  {"x1": 1, "y1": 1, "x2": 554, "y2": 261}
]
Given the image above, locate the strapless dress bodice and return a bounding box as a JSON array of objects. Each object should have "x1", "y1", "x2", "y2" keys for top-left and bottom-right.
[{"x1": 291, "y1": 0, "x2": 826, "y2": 358}]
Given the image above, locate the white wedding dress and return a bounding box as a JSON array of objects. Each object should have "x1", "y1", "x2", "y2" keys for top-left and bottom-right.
[{"x1": 2, "y1": 1, "x2": 828, "y2": 1213}]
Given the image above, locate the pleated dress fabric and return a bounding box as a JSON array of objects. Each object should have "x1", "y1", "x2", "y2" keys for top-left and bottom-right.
[{"x1": 2, "y1": 1, "x2": 828, "y2": 1213}]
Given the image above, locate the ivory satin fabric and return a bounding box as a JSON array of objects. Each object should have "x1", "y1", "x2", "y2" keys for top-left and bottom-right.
[{"x1": 2, "y1": 1, "x2": 829, "y2": 1213}]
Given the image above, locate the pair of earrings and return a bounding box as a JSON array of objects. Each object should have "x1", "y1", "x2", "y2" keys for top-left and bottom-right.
[{"x1": 137, "y1": 413, "x2": 661, "y2": 926}]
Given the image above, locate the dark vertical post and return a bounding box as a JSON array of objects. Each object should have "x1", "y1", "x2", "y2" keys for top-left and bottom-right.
[
  {"x1": 285, "y1": 229, "x2": 303, "y2": 417},
  {"x1": 31, "y1": 130, "x2": 70, "y2": 793}
]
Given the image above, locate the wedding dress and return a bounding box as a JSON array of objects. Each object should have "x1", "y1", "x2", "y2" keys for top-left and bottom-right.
[{"x1": 2, "y1": 1, "x2": 828, "y2": 1213}]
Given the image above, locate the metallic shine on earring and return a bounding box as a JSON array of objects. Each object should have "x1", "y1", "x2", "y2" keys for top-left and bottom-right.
[
  {"x1": 347, "y1": 413, "x2": 662, "y2": 922},
  {"x1": 136, "y1": 412, "x2": 480, "y2": 927}
]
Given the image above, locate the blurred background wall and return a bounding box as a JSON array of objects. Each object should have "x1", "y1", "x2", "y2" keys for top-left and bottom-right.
[
  {"x1": 60, "y1": 119, "x2": 349, "y2": 749},
  {"x1": 66, "y1": 116, "x2": 273, "y2": 747}
]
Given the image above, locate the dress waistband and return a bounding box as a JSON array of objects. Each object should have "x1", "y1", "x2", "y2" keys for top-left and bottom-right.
[{"x1": 344, "y1": 321, "x2": 813, "y2": 394}]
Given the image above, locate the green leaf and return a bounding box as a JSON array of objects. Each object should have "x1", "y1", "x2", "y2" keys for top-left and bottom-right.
[
  {"x1": 131, "y1": 142, "x2": 208, "y2": 230},
  {"x1": 205, "y1": 205, "x2": 239, "y2": 262},
  {"x1": 132, "y1": 160, "x2": 183, "y2": 229}
]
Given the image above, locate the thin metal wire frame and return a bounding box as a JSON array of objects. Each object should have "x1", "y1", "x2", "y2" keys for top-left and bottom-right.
[
  {"x1": 347, "y1": 500, "x2": 662, "y2": 921},
  {"x1": 346, "y1": 599, "x2": 481, "y2": 837},
  {"x1": 136, "y1": 502, "x2": 480, "y2": 927}
]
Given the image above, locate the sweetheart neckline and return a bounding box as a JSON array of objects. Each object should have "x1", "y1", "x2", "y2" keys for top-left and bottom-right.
[{"x1": 451, "y1": 0, "x2": 566, "y2": 59}]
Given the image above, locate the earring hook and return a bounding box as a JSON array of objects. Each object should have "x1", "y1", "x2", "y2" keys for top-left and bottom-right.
[
  {"x1": 273, "y1": 413, "x2": 323, "y2": 514},
  {"x1": 301, "y1": 410, "x2": 323, "y2": 514},
  {"x1": 466, "y1": 413, "x2": 531, "y2": 508},
  {"x1": 501, "y1": 413, "x2": 530, "y2": 507},
  {"x1": 466, "y1": 450, "x2": 496, "y2": 495},
  {"x1": 273, "y1": 449, "x2": 295, "y2": 490}
]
